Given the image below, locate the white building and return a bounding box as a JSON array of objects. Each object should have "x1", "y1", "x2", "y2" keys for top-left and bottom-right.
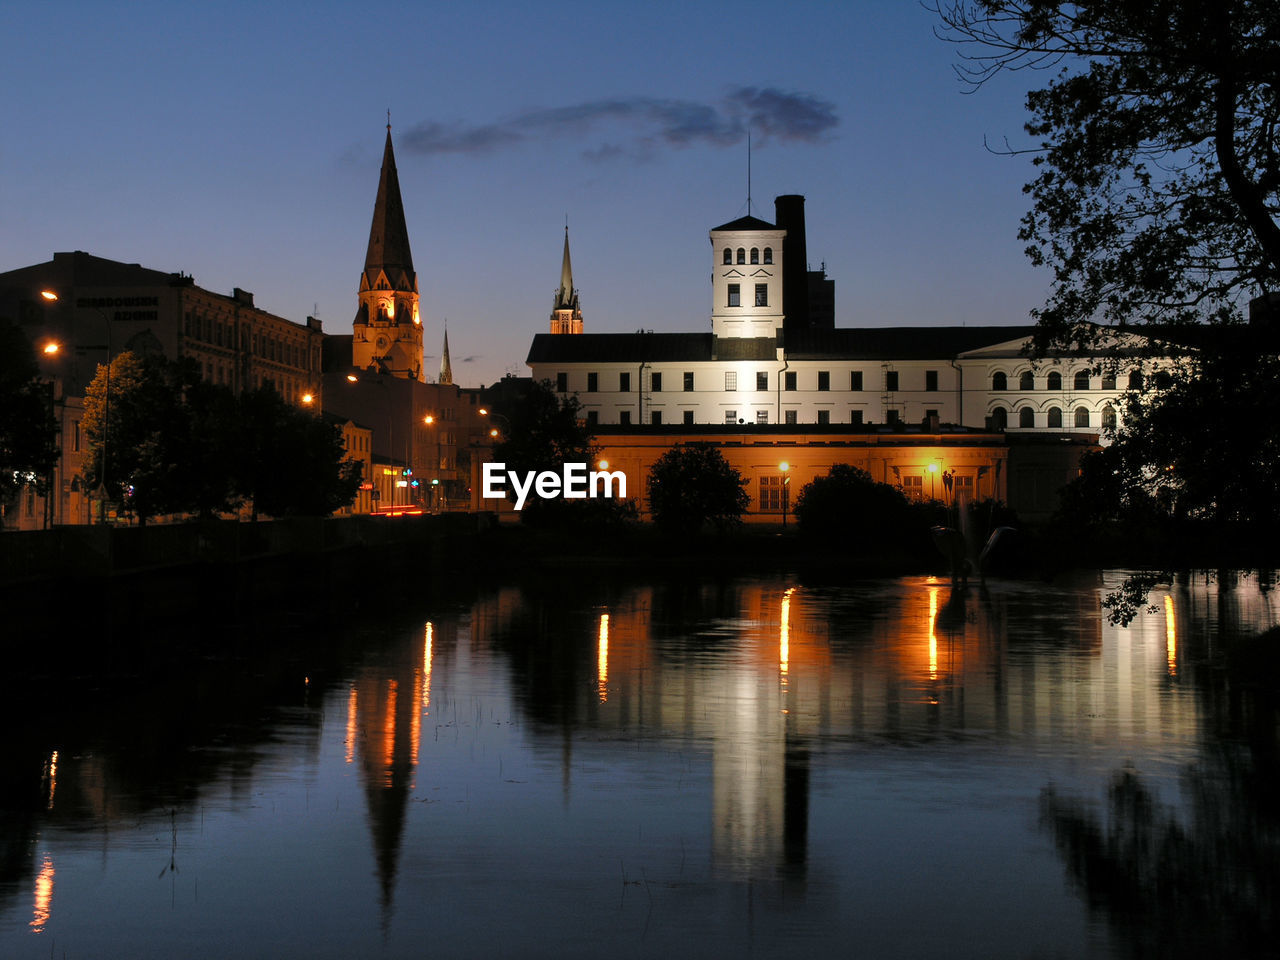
[{"x1": 527, "y1": 195, "x2": 1145, "y2": 436}]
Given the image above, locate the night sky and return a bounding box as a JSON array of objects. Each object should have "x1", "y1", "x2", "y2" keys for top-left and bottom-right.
[{"x1": 3, "y1": 0, "x2": 1047, "y2": 387}]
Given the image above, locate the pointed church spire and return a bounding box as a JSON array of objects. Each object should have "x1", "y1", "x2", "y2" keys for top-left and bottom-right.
[
  {"x1": 439, "y1": 325, "x2": 453, "y2": 385},
  {"x1": 364, "y1": 126, "x2": 416, "y2": 290},
  {"x1": 554, "y1": 225, "x2": 575, "y2": 310}
]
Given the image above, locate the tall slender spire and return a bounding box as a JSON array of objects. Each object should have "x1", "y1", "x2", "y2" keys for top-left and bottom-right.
[
  {"x1": 364, "y1": 126, "x2": 415, "y2": 291},
  {"x1": 439, "y1": 325, "x2": 453, "y2": 385},
  {"x1": 549, "y1": 224, "x2": 583, "y2": 334}
]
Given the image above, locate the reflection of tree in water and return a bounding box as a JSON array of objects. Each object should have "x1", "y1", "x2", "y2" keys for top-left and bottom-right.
[{"x1": 1041, "y1": 678, "x2": 1280, "y2": 958}]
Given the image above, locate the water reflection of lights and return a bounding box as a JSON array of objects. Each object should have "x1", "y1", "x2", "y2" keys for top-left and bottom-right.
[
  {"x1": 42, "y1": 750, "x2": 58, "y2": 810},
  {"x1": 30, "y1": 855, "x2": 53, "y2": 932},
  {"x1": 383, "y1": 680, "x2": 398, "y2": 776},
  {"x1": 1164, "y1": 595, "x2": 1177, "y2": 675},
  {"x1": 597, "y1": 613, "x2": 609, "y2": 702},
  {"x1": 928, "y1": 587, "x2": 939, "y2": 681},
  {"x1": 345, "y1": 688, "x2": 358, "y2": 764},
  {"x1": 780, "y1": 588, "x2": 794, "y2": 684},
  {"x1": 423, "y1": 622, "x2": 434, "y2": 710}
]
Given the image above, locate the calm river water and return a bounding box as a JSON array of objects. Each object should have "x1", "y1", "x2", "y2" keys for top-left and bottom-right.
[{"x1": 2, "y1": 570, "x2": 1278, "y2": 959}]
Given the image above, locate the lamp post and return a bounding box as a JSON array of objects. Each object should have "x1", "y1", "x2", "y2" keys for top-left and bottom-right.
[{"x1": 779, "y1": 461, "x2": 790, "y2": 528}]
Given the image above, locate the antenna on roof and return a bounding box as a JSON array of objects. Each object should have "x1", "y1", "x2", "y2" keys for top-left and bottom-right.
[{"x1": 747, "y1": 128, "x2": 753, "y2": 216}]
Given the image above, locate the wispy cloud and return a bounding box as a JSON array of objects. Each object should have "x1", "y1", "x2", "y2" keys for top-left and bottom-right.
[{"x1": 401, "y1": 87, "x2": 837, "y2": 160}]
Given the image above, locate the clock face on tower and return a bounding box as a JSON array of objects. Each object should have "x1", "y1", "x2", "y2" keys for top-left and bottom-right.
[{"x1": 376, "y1": 335, "x2": 390, "y2": 352}]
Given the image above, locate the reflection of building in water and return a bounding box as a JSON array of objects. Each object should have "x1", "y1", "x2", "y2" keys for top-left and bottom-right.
[{"x1": 347, "y1": 618, "x2": 456, "y2": 921}]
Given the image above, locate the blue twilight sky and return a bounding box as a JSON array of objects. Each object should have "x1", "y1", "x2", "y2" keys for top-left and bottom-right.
[{"x1": 2, "y1": 0, "x2": 1047, "y2": 387}]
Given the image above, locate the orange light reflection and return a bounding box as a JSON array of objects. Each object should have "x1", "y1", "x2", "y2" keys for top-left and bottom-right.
[
  {"x1": 423, "y1": 622, "x2": 433, "y2": 711},
  {"x1": 345, "y1": 687, "x2": 357, "y2": 764},
  {"x1": 780, "y1": 588, "x2": 794, "y2": 681},
  {"x1": 30, "y1": 855, "x2": 53, "y2": 933},
  {"x1": 597, "y1": 613, "x2": 610, "y2": 702},
  {"x1": 383, "y1": 680, "x2": 398, "y2": 775},
  {"x1": 43, "y1": 750, "x2": 58, "y2": 810},
  {"x1": 928, "y1": 587, "x2": 939, "y2": 680},
  {"x1": 1164, "y1": 595, "x2": 1177, "y2": 675}
]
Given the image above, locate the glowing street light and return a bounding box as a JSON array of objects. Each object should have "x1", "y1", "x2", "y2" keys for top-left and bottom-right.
[
  {"x1": 780, "y1": 461, "x2": 791, "y2": 528},
  {"x1": 301, "y1": 392, "x2": 314, "y2": 405},
  {"x1": 42, "y1": 341, "x2": 60, "y2": 355},
  {"x1": 40, "y1": 290, "x2": 58, "y2": 302}
]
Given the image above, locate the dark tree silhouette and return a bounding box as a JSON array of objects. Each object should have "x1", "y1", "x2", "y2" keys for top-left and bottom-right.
[{"x1": 645, "y1": 443, "x2": 749, "y2": 532}]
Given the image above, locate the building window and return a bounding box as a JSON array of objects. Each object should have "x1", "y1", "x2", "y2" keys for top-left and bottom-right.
[
  {"x1": 817, "y1": 371, "x2": 830, "y2": 391},
  {"x1": 925, "y1": 370, "x2": 939, "y2": 391},
  {"x1": 885, "y1": 371, "x2": 899, "y2": 392},
  {"x1": 651, "y1": 411, "x2": 662, "y2": 425},
  {"x1": 72, "y1": 421, "x2": 80, "y2": 453},
  {"x1": 619, "y1": 411, "x2": 632, "y2": 425},
  {"x1": 851, "y1": 371, "x2": 863, "y2": 391},
  {"x1": 1019, "y1": 371, "x2": 1034, "y2": 391},
  {"x1": 585, "y1": 410, "x2": 598, "y2": 426},
  {"x1": 1074, "y1": 406, "x2": 1090, "y2": 427},
  {"x1": 723, "y1": 247, "x2": 732, "y2": 264},
  {"x1": 1019, "y1": 407, "x2": 1035, "y2": 428},
  {"x1": 587, "y1": 372, "x2": 598, "y2": 392},
  {"x1": 1102, "y1": 372, "x2": 1117, "y2": 390},
  {"x1": 1047, "y1": 371, "x2": 1062, "y2": 390},
  {"x1": 736, "y1": 248, "x2": 746, "y2": 264},
  {"x1": 925, "y1": 409, "x2": 939, "y2": 420},
  {"x1": 756, "y1": 371, "x2": 768, "y2": 391},
  {"x1": 850, "y1": 410, "x2": 863, "y2": 425},
  {"x1": 683, "y1": 410, "x2": 695, "y2": 425},
  {"x1": 651, "y1": 372, "x2": 662, "y2": 392},
  {"x1": 763, "y1": 247, "x2": 773, "y2": 264},
  {"x1": 1102, "y1": 404, "x2": 1117, "y2": 430},
  {"x1": 750, "y1": 248, "x2": 759, "y2": 264},
  {"x1": 785, "y1": 371, "x2": 797, "y2": 391},
  {"x1": 991, "y1": 407, "x2": 1008, "y2": 430},
  {"x1": 1074, "y1": 371, "x2": 1090, "y2": 390},
  {"x1": 1129, "y1": 370, "x2": 1144, "y2": 389},
  {"x1": 817, "y1": 410, "x2": 830, "y2": 425},
  {"x1": 619, "y1": 372, "x2": 630, "y2": 392},
  {"x1": 992, "y1": 372, "x2": 1007, "y2": 391},
  {"x1": 785, "y1": 410, "x2": 798, "y2": 425},
  {"x1": 725, "y1": 371, "x2": 737, "y2": 391},
  {"x1": 556, "y1": 372, "x2": 567, "y2": 393},
  {"x1": 725, "y1": 410, "x2": 738, "y2": 424},
  {"x1": 727, "y1": 284, "x2": 741, "y2": 307},
  {"x1": 902, "y1": 476, "x2": 923, "y2": 501},
  {"x1": 683, "y1": 372, "x2": 694, "y2": 391},
  {"x1": 1048, "y1": 406, "x2": 1063, "y2": 427},
  {"x1": 754, "y1": 284, "x2": 768, "y2": 307},
  {"x1": 886, "y1": 408, "x2": 902, "y2": 426},
  {"x1": 756, "y1": 410, "x2": 768, "y2": 424},
  {"x1": 760, "y1": 475, "x2": 785, "y2": 512}
]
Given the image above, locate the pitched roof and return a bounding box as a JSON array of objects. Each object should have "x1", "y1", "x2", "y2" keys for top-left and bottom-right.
[
  {"x1": 527, "y1": 332, "x2": 715, "y2": 363},
  {"x1": 711, "y1": 215, "x2": 777, "y2": 232},
  {"x1": 363, "y1": 128, "x2": 415, "y2": 289}
]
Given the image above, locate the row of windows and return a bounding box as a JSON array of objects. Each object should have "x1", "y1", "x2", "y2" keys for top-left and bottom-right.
[
  {"x1": 725, "y1": 283, "x2": 769, "y2": 308},
  {"x1": 185, "y1": 313, "x2": 317, "y2": 371},
  {"x1": 992, "y1": 370, "x2": 1141, "y2": 391},
  {"x1": 991, "y1": 405, "x2": 1116, "y2": 429},
  {"x1": 565, "y1": 370, "x2": 943, "y2": 393},
  {"x1": 722, "y1": 246, "x2": 773, "y2": 265}
]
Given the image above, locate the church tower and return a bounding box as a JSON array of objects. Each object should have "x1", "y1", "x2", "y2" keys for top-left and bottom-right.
[
  {"x1": 549, "y1": 226, "x2": 583, "y2": 334},
  {"x1": 353, "y1": 123, "x2": 423, "y2": 380}
]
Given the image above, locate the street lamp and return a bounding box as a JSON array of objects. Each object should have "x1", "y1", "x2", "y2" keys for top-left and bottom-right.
[
  {"x1": 779, "y1": 461, "x2": 790, "y2": 528},
  {"x1": 928, "y1": 461, "x2": 939, "y2": 501}
]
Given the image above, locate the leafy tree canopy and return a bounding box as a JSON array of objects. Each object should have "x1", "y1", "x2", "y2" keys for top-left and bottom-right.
[
  {"x1": 933, "y1": 0, "x2": 1280, "y2": 346},
  {"x1": 793, "y1": 464, "x2": 923, "y2": 545},
  {"x1": 645, "y1": 443, "x2": 749, "y2": 532},
  {"x1": 0, "y1": 317, "x2": 59, "y2": 502}
]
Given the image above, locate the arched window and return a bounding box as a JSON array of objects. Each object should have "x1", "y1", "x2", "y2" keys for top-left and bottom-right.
[
  {"x1": 990, "y1": 406, "x2": 1008, "y2": 430},
  {"x1": 736, "y1": 248, "x2": 746, "y2": 264},
  {"x1": 1019, "y1": 371, "x2": 1034, "y2": 391},
  {"x1": 1129, "y1": 370, "x2": 1144, "y2": 389},
  {"x1": 1048, "y1": 406, "x2": 1063, "y2": 427},
  {"x1": 750, "y1": 248, "x2": 759, "y2": 264},
  {"x1": 1102, "y1": 404, "x2": 1117, "y2": 430},
  {"x1": 1047, "y1": 371, "x2": 1062, "y2": 390},
  {"x1": 992, "y1": 372, "x2": 1008, "y2": 391},
  {"x1": 1074, "y1": 370, "x2": 1090, "y2": 390},
  {"x1": 1019, "y1": 407, "x2": 1034, "y2": 428},
  {"x1": 763, "y1": 247, "x2": 773, "y2": 264},
  {"x1": 723, "y1": 247, "x2": 732, "y2": 265},
  {"x1": 1074, "y1": 406, "x2": 1090, "y2": 427}
]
